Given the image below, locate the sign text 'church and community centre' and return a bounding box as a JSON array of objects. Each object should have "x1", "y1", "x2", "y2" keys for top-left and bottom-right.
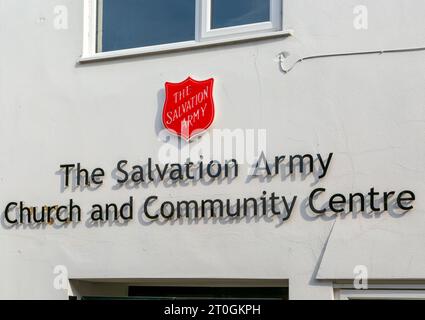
[{"x1": 2, "y1": 153, "x2": 416, "y2": 226}]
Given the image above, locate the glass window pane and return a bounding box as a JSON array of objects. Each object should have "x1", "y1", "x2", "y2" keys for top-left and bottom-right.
[
  {"x1": 211, "y1": 0, "x2": 270, "y2": 29},
  {"x1": 99, "y1": 0, "x2": 196, "y2": 52}
]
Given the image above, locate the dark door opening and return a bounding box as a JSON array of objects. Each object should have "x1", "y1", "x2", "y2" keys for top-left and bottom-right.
[{"x1": 128, "y1": 286, "x2": 288, "y2": 300}]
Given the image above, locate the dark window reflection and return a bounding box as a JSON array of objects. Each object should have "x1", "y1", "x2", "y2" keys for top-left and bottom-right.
[
  {"x1": 211, "y1": 0, "x2": 270, "y2": 29},
  {"x1": 100, "y1": 0, "x2": 196, "y2": 52}
]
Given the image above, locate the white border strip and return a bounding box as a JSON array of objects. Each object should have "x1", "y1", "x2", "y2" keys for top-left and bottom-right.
[{"x1": 79, "y1": 30, "x2": 293, "y2": 63}]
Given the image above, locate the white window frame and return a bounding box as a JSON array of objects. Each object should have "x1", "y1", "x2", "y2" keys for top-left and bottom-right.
[
  {"x1": 81, "y1": 0, "x2": 289, "y2": 62},
  {"x1": 339, "y1": 290, "x2": 425, "y2": 300}
]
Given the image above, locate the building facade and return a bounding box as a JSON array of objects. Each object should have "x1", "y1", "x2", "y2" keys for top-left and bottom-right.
[{"x1": 0, "y1": 0, "x2": 424, "y2": 300}]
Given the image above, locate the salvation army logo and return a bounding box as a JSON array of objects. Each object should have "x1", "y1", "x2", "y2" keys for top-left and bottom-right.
[{"x1": 162, "y1": 77, "x2": 215, "y2": 141}]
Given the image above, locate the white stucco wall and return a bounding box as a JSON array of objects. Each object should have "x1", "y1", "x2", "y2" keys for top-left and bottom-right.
[{"x1": 0, "y1": 0, "x2": 424, "y2": 299}]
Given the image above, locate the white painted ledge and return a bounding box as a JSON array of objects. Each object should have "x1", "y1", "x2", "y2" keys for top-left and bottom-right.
[{"x1": 79, "y1": 30, "x2": 293, "y2": 63}]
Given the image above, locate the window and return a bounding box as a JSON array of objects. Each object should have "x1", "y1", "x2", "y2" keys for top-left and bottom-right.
[
  {"x1": 211, "y1": 0, "x2": 271, "y2": 29},
  {"x1": 82, "y1": 0, "x2": 284, "y2": 60},
  {"x1": 98, "y1": 0, "x2": 197, "y2": 52},
  {"x1": 203, "y1": 0, "x2": 281, "y2": 39}
]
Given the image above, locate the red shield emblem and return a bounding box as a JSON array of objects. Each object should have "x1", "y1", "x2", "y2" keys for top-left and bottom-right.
[{"x1": 162, "y1": 77, "x2": 215, "y2": 141}]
